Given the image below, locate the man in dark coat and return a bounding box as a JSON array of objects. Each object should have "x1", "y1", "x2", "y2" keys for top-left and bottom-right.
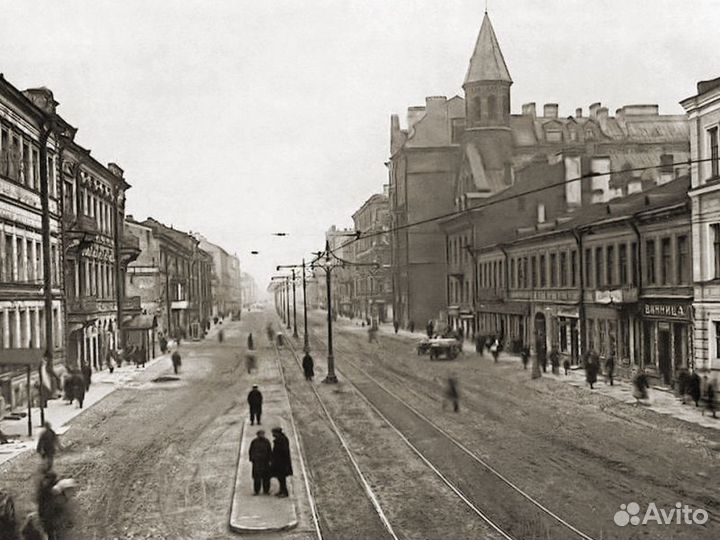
[
  {"x1": 171, "y1": 350, "x2": 182, "y2": 375},
  {"x1": 248, "y1": 430, "x2": 272, "y2": 495},
  {"x1": 271, "y1": 427, "x2": 292, "y2": 497},
  {"x1": 37, "y1": 423, "x2": 60, "y2": 470},
  {"x1": 80, "y1": 362, "x2": 91, "y2": 392},
  {"x1": 475, "y1": 334, "x2": 485, "y2": 355},
  {"x1": 36, "y1": 470, "x2": 58, "y2": 540},
  {"x1": 247, "y1": 333, "x2": 254, "y2": 351},
  {"x1": 605, "y1": 354, "x2": 615, "y2": 386},
  {"x1": 247, "y1": 385, "x2": 263, "y2": 426},
  {"x1": 393, "y1": 321, "x2": 399, "y2": 334},
  {"x1": 72, "y1": 374, "x2": 86, "y2": 408},
  {"x1": 302, "y1": 353, "x2": 314, "y2": 381},
  {"x1": 689, "y1": 371, "x2": 702, "y2": 407}
]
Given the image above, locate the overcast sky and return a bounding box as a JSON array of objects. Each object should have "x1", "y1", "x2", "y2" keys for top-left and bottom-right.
[{"x1": 3, "y1": 0, "x2": 718, "y2": 289}]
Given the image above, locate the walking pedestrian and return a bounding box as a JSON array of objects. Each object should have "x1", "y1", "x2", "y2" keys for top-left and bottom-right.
[
  {"x1": 393, "y1": 320, "x2": 399, "y2": 334},
  {"x1": 171, "y1": 349, "x2": 182, "y2": 375},
  {"x1": 302, "y1": 352, "x2": 314, "y2": 381},
  {"x1": 247, "y1": 333, "x2": 254, "y2": 350},
  {"x1": 159, "y1": 333, "x2": 168, "y2": 355},
  {"x1": 605, "y1": 354, "x2": 615, "y2": 386},
  {"x1": 36, "y1": 470, "x2": 57, "y2": 540},
  {"x1": 218, "y1": 329, "x2": 225, "y2": 343},
  {"x1": 444, "y1": 377, "x2": 460, "y2": 412},
  {"x1": 475, "y1": 334, "x2": 485, "y2": 355},
  {"x1": 702, "y1": 376, "x2": 717, "y2": 418},
  {"x1": 72, "y1": 374, "x2": 85, "y2": 409},
  {"x1": 270, "y1": 427, "x2": 293, "y2": 497},
  {"x1": 520, "y1": 346, "x2": 529, "y2": 369},
  {"x1": 408, "y1": 320, "x2": 415, "y2": 333},
  {"x1": 248, "y1": 385, "x2": 263, "y2": 426},
  {"x1": 245, "y1": 352, "x2": 257, "y2": 374},
  {"x1": 562, "y1": 358, "x2": 570, "y2": 376},
  {"x1": 80, "y1": 362, "x2": 91, "y2": 392},
  {"x1": 37, "y1": 422, "x2": 60, "y2": 470},
  {"x1": 426, "y1": 320, "x2": 434, "y2": 339},
  {"x1": 368, "y1": 326, "x2": 379, "y2": 344},
  {"x1": 549, "y1": 348, "x2": 560, "y2": 375},
  {"x1": 632, "y1": 369, "x2": 650, "y2": 402},
  {"x1": 490, "y1": 338, "x2": 500, "y2": 363},
  {"x1": 585, "y1": 352, "x2": 599, "y2": 390},
  {"x1": 689, "y1": 371, "x2": 702, "y2": 407},
  {"x1": 248, "y1": 430, "x2": 272, "y2": 495}
]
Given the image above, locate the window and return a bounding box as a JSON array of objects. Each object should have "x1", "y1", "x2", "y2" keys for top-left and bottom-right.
[
  {"x1": 550, "y1": 253, "x2": 557, "y2": 287},
  {"x1": 661, "y1": 237, "x2": 671, "y2": 285},
  {"x1": 451, "y1": 118, "x2": 465, "y2": 143},
  {"x1": 510, "y1": 258, "x2": 516, "y2": 289},
  {"x1": 714, "y1": 225, "x2": 720, "y2": 279},
  {"x1": 595, "y1": 246, "x2": 604, "y2": 288},
  {"x1": 539, "y1": 254, "x2": 546, "y2": 287},
  {"x1": 619, "y1": 244, "x2": 628, "y2": 285},
  {"x1": 715, "y1": 321, "x2": 720, "y2": 360},
  {"x1": 518, "y1": 257, "x2": 525, "y2": 288},
  {"x1": 646, "y1": 239, "x2": 656, "y2": 284},
  {"x1": 531, "y1": 256, "x2": 537, "y2": 288},
  {"x1": 472, "y1": 96, "x2": 482, "y2": 124},
  {"x1": 630, "y1": 241, "x2": 637, "y2": 285},
  {"x1": 560, "y1": 252, "x2": 568, "y2": 287},
  {"x1": 487, "y1": 95, "x2": 497, "y2": 121},
  {"x1": 570, "y1": 250, "x2": 577, "y2": 287},
  {"x1": 546, "y1": 128, "x2": 562, "y2": 143},
  {"x1": 606, "y1": 245, "x2": 615, "y2": 286},
  {"x1": 710, "y1": 127, "x2": 719, "y2": 179},
  {"x1": 585, "y1": 248, "x2": 593, "y2": 287},
  {"x1": 677, "y1": 235, "x2": 689, "y2": 284}
]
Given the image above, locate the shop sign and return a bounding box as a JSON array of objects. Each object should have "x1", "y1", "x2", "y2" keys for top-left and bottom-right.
[
  {"x1": 557, "y1": 307, "x2": 579, "y2": 318},
  {"x1": 642, "y1": 303, "x2": 691, "y2": 321}
]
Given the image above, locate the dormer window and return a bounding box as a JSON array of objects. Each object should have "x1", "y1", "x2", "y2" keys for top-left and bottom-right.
[{"x1": 585, "y1": 128, "x2": 595, "y2": 140}]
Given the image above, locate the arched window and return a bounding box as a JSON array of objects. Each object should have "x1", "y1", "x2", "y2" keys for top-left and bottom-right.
[
  {"x1": 472, "y1": 96, "x2": 482, "y2": 124},
  {"x1": 487, "y1": 95, "x2": 497, "y2": 120}
]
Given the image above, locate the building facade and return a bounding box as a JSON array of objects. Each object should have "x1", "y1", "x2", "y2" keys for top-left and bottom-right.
[
  {"x1": 326, "y1": 225, "x2": 356, "y2": 318},
  {"x1": 0, "y1": 82, "x2": 65, "y2": 410},
  {"x1": 438, "y1": 12, "x2": 689, "y2": 344},
  {"x1": 197, "y1": 235, "x2": 242, "y2": 317},
  {"x1": 351, "y1": 191, "x2": 392, "y2": 323},
  {"x1": 125, "y1": 217, "x2": 212, "y2": 341},
  {"x1": 683, "y1": 76, "x2": 720, "y2": 383}
]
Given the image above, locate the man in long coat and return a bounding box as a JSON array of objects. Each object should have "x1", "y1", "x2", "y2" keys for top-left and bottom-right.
[
  {"x1": 302, "y1": 353, "x2": 314, "y2": 381},
  {"x1": 248, "y1": 430, "x2": 272, "y2": 495},
  {"x1": 247, "y1": 385, "x2": 263, "y2": 426},
  {"x1": 81, "y1": 362, "x2": 92, "y2": 392},
  {"x1": 271, "y1": 427, "x2": 293, "y2": 497}
]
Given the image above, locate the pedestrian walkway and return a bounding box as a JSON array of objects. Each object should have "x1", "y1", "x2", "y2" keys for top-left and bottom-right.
[
  {"x1": 335, "y1": 317, "x2": 720, "y2": 432},
  {"x1": 229, "y1": 334, "x2": 303, "y2": 533},
  {"x1": 0, "y1": 352, "x2": 170, "y2": 466}
]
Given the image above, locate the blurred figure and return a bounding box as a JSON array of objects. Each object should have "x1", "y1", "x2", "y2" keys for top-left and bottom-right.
[
  {"x1": 36, "y1": 423, "x2": 61, "y2": 470},
  {"x1": 218, "y1": 329, "x2": 225, "y2": 343},
  {"x1": 245, "y1": 352, "x2": 257, "y2": 374},
  {"x1": 247, "y1": 333, "x2": 254, "y2": 350},
  {"x1": 20, "y1": 512, "x2": 44, "y2": 540},
  {"x1": 689, "y1": 370, "x2": 702, "y2": 407},
  {"x1": 549, "y1": 347, "x2": 560, "y2": 375},
  {"x1": 171, "y1": 349, "x2": 182, "y2": 375},
  {"x1": 585, "y1": 352, "x2": 599, "y2": 390},
  {"x1": 562, "y1": 358, "x2": 570, "y2": 376},
  {"x1": 393, "y1": 320, "x2": 399, "y2": 334},
  {"x1": 302, "y1": 352, "x2": 314, "y2": 381},
  {"x1": 520, "y1": 346, "x2": 529, "y2": 370},
  {"x1": 408, "y1": 320, "x2": 415, "y2": 333},
  {"x1": 632, "y1": 369, "x2": 650, "y2": 402},
  {"x1": 36, "y1": 470, "x2": 57, "y2": 540},
  {"x1": 444, "y1": 377, "x2": 460, "y2": 412},
  {"x1": 0, "y1": 488, "x2": 18, "y2": 540},
  {"x1": 490, "y1": 338, "x2": 500, "y2": 363},
  {"x1": 475, "y1": 334, "x2": 485, "y2": 355},
  {"x1": 702, "y1": 376, "x2": 717, "y2": 418},
  {"x1": 80, "y1": 362, "x2": 91, "y2": 392},
  {"x1": 604, "y1": 353, "x2": 615, "y2": 386}
]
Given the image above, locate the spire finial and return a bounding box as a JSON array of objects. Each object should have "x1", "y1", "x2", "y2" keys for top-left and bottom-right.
[{"x1": 485, "y1": 0, "x2": 488, "y2": 14}]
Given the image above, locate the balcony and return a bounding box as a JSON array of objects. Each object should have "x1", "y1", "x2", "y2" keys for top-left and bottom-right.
[
  {"x1": 120, "y1": 231, "x2": 141, "y2": 266},
  {"x1": 63, "y1": 213, "x2": 99, "y2": 253}
]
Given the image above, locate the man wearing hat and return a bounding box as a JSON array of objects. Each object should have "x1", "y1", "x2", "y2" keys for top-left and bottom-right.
[
  {"x1": 271, "y1": 427, "x2": 293, "y2": 497},
  {"x1": 247, "y1": 385, "x2": 263, "y2": 426},
  {"x1": 248, "y1": 430, "x2": 272, "y2": 495}
]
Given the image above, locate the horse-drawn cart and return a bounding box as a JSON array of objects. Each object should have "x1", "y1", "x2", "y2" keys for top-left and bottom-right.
[{"x1": 417, "y1": 337, "x2": 462, "y2": 360}]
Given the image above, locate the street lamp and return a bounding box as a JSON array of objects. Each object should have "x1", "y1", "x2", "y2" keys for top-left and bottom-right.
[
  {"x1": 311, "y1": 237, "x2": 376, "y2": 384},
  {"x1": 278, "y1": 261, "x2": 311, "y2": 348}
]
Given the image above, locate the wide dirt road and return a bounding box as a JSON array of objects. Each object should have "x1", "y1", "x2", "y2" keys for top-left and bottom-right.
[{"x1": 0, "y1": 319, "x2": 255, "y2": 539}]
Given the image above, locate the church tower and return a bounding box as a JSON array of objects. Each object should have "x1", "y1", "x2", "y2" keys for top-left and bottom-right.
[
  {"x1": 461, "y1": 12, "x2": 514, "y2": 185},
  {"x1": 463, "y1": 12, "x2": 512, "y2": 128}
]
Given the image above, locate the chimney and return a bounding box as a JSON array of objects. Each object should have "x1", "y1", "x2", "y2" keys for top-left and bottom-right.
[
  {"x1": 425, "y1": 96, "x2": 446, "y2": 113},
  {"x1": 126, "y1": 214, "x2": 134, "y2": 221},
  {"x1": 589, "y1": 102, "x2": 601, "y2": 119},
  {"x1": 522, "y1": 102, "x2": 536, "y2": 118},
  {"x1": 407, "y1": 106, "x2": 425, "y2": 131},
  {"x1": 108, "y1": 163, "x2": 124, "y2": 178},
  {"x1": 575, "y1": 107, "x2": 583, "y2": 118},
  {"x1": 537, "y1": 202, "x2": 546, "y2": 224},
  {"x1": 597, "y1": 107, "x2": 609, "y2": 130},
  {"x1": 543, "y1": 103, "x2": 559, "y2": 119}
]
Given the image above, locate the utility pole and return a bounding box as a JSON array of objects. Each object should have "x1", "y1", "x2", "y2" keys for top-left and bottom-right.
[
  {"x1": 285, "y1": 277, "x2": 291, "y2": 330},
  {"x1": 323, "y1": 242, "x2": 337, "y2": 383},
  {"x1": 291, "y1": 269, "x2": 298, "y2": 338},
  {"x1": 302, "y1": 259, "x2": 309, "y2": 352}
]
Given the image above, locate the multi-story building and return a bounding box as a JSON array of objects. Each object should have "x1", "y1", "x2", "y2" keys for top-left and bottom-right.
[
  {"x1": 467, "y1": 176, "x2": 691, "y2": 385},
  {"x1": 388, "y1": 96, "x2": 465, "y2": 329},
  {"x1": 197, "y1": 235, "x2": 242, "y2": 317},
  {"x1": 351, "y1": 190, "x2": 392, "y2": 323},
  {"x1": 326, "y1": 225, "x2": 356, "y2": 318},
  {"x1": 682, "y1": 76, "x2": 720, "y2": 383},
  {"x1": 0, "y1": 82, "x2": 66, "y2": 409},
  {"x1": 437, "y1": 12, "x2": 689, "y2": 341},
  {"x1": 125, "y1": 217, "x2": 212, "y2": 340},
  {"x1": 61, "y1": 144, "x2": 138, "y2": 371},
  {"x1": 240, "y1": 271, "x2": 257, "y2": 309}
]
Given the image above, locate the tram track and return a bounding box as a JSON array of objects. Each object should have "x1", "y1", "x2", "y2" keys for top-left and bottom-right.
[{"x1": 300, "y1": 322, "x2": 596, "y2": 540}]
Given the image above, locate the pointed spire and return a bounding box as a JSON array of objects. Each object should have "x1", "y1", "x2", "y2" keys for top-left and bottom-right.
[{"x1": 464, "y1": 12, "x2": 512, "y2": 86}]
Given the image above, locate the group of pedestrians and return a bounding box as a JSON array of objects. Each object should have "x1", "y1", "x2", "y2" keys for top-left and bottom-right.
[
  {"x1": 0, "y1": 422, "x2": 76, "y2": 540},
  {"x1": 245, "y1": 384, "x2": 294, "y2": 498}
]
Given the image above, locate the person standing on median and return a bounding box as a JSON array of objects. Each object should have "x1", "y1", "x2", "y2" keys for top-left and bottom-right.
[
  {"x1": 270, "y1": 427, "x2": 292, "y2": 497},
  {"x1": 247, "y1": 385, "x2": 263, "y2": 426},
  {"x1": 248, "y1": 430, "x2": 272, "y2": 495}
]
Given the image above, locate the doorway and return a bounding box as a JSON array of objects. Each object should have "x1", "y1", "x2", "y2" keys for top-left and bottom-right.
[
  {"x1": 534, "y1": 312, "x2": 547, "y2": 365},
  {"x1": 658, "y1": 326, "x2": 672, "y2": 385}
]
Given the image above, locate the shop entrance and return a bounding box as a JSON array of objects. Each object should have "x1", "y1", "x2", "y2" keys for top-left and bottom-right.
[{"x1": 658, "y1": 325, "x2": 672, "y2": 385}]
